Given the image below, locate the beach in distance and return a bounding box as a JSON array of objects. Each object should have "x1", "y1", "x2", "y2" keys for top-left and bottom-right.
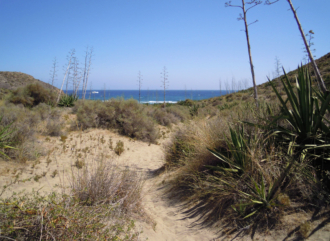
[{"x1": 66, "y1": 89, "x2": 233, "y2": 103}]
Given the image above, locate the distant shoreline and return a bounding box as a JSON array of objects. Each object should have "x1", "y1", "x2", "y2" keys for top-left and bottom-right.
[{"x1": 65, "y1": 89, "x2": 234, "y2": 102}]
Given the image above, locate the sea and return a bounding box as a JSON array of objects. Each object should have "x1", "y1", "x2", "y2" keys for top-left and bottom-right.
[{"x1": 66, "y1": 90, "x2": 232, "y2": 104}]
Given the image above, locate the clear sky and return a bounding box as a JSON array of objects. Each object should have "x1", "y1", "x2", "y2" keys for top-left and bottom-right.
[{"x1": 0, "y1": 0, "x2": 329, "y2": 90}]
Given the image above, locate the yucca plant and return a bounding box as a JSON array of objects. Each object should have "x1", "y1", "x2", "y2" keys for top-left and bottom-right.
[
  {"x1": 0, "y1": 116, "x2": 16, "y2": 159},
  {"x1": 207, "y1": 125, "x2": 298, "y2": 222},
  {"x1": 231, "y1": 153, "x2": 298, "y2": 219},
  {"x1": 58, "y1": 94, "x2": 78, "y2": 107},
  {"x1": 266, "y1": 66, "x2": 330, "y2": 156}
]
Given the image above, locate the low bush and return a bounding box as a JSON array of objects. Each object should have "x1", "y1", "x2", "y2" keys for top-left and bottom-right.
[
  {"x1": 45, "y1": 119, "x2": 63, "y2": 136},
  {"x1": 149, "y1": 108, "x2": 179, "y2": 126},
  {"x1": 0, "y1": 116, "x2": 16, "y2": 159},
  {"x1": 177, "y1": 99, "x2": 194, "y2": 106},
  {"x1": 33, "y1": 103, "x2": 51, "y2": 120},
  {"x1": 147, "y1": 105, "x2": 190, "y2": 126},
  {"x1": 114, "y1": 140, "x2": 124, "y2": 155},
  {"x1": 74, "y1": 99, "x2": 159, "y2": 143},
  {"x1": 0, "y1": 102, "x2": 64, "y2": 161},
  {"x1": 8, "y1": 83, "x2": 57, "y2": 107},
  {"x1": 0, "y1": 104, "x2": 41, "y2": 161}
]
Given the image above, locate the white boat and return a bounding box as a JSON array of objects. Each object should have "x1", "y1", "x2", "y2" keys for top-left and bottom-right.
[{"x1": 92, "y1": 91, "x2": 99, "y2": 94}]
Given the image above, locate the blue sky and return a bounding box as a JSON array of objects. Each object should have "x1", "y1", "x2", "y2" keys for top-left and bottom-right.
[{"x1": 0, "y1": 0, "x2": 329, "y2": 90}]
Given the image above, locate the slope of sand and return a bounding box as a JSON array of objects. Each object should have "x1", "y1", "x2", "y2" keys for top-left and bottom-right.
[{"x1": 1, "y1": 126, "x2": 330, "y2": 240}]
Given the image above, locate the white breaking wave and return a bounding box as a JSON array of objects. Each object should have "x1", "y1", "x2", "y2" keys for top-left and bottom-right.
[{"x1": 141, "y1": 100, "x2": 177, "y2": 104}]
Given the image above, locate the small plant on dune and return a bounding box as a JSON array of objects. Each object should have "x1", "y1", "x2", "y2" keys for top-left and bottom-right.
[
  {"x1": 60, "y1": 135, "x2": 68, "y2": 143},
  {"x1": 299, "y1": 221, "x2": 312, "y2": 239},
  {"x1": 75, "y1": 160, "x2": 85, "y2": 169},
  {"x1": 189, "y1": 104, "x2": 199, "y2": 117},
  {"x1": 114, "y1": 140, "x2": 124, "y2": 156},
  {"x1": 51, "y1": 169, "x2": 58, "y2": 178},
  {"x1": 0, "y1": 116, "x2": 16, "y2": 159}
]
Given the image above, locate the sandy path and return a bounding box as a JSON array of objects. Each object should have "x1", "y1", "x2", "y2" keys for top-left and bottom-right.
[
  {"x1": 1, "y1": 127, "x2": 330, "y2": 241},
  {"x1": 0, "y1": 127, "x2": 218, "y2": 240}
]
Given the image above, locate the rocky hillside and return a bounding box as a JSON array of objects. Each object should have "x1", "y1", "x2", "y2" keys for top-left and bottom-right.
[{"x1": 0, "y1": 72, "x2": 57, "y2": 97}]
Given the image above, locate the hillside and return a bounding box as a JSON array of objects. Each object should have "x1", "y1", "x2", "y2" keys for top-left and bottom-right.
[
  {"x1": 197, "y1": 52, "x2": 330, "y2": 108},
  {"x1": 0, "y1": 71, "x2": 57, "y2": 97}
]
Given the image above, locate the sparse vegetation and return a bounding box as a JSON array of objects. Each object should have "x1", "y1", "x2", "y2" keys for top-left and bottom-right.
[
  {"x1": 0, "y1": 54, "x2": 330, "y2": 240},
  {"x1": 162, "y1": 66, "x2": 330, "y2": 234},
  {"x1": 0, "y1": 158, "x2": 143, "y2": 240}
]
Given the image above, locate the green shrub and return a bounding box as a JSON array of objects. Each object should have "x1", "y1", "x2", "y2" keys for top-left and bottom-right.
[
  {"x1": 8, "y1": 83, "x2": 56, "y2": 107},
  {"x1": 0, "y1": 104, "x2": 44, "y2": 161},
  {"x1": 189, "y1": 104, "x2": 199, "y2": 116},
  {"x1": 45, "y1": 119, "x2": 63, "y2": 136},
  {"x1": 149, "y1": 108, "x2": 179, "y2": 126},
  {"x1": 33, "y1": 103, "x2": 51, "y2": 120},
  {"x1": 74, "y1": 99, "x2": 159, "y2": 143},
  {"x1": 177, "y1": 99, "x2": 194, "y2": 106},
  {"x1": 0, "y1": 116, "x2": 16, "y2": 159},
  {"x1": 148, "y1": 105, "x2": 190, "y2": 126}
]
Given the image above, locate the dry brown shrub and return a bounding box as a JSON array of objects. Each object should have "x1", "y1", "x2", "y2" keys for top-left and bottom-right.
[{"x1": 70, "y1": 158, "x2": 143, "y2": 216}]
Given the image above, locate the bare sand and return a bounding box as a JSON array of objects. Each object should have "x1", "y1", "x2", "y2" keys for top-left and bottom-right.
[{"x1": 1, "y1": 126, "x2": 330, "y2": 241}]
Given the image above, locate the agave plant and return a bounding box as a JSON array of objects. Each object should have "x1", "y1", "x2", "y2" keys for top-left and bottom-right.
[
  {"x1": 207, "y1": 126, "x2": 253, "y2": 175},
  {"x1": 266, "y1": 66, "x2": 330, "y2": 156},
  {"x1": 208, "y1": 125, "x2": 295, "y2": 219},
  {"x1": 58, "y1": 94, "x2": 78, "y2": 107}
]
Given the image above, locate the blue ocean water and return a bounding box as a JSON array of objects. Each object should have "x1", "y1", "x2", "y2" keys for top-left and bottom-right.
[{"x1": 66, "y1": 90, "x2": 231, "y2": 104}]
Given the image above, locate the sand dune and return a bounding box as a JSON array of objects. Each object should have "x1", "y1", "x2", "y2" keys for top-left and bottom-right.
[{"x1": 1, "y1": 127, "x2": 330, "y2": 241}]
